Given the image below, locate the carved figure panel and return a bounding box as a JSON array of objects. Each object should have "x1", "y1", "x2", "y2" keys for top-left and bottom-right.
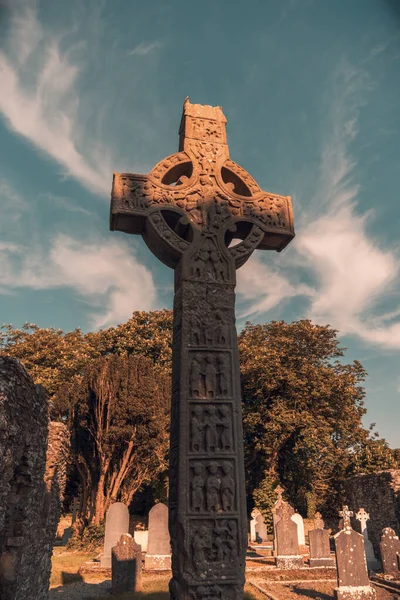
[
  {"x1": 190, "y1": 583, "x2": 241, "y2": 600},
  {"x1": 189, "y1": 353, "x2": 231, "y2": 399},
  {"x1": 191, "y1": 236, "x2": 229, "y2": 282},
  {"x1": 189, "y1": 404, "x2": 234, "y2": 454},
  {"x1": 189, "y1": 518, "x2": 239, "y2": 578},
  {"x1": 189, "y1": 460, "x2": 236, "y2": 514}
]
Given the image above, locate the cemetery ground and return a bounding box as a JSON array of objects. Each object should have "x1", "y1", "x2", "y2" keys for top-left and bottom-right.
[{"x1": 49, "y1": 547, "x2": 398, "y2": 600}]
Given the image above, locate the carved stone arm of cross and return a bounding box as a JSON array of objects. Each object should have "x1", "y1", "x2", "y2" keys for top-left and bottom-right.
[
  {"x1": 110, "y1": 99, "x2": 295, "y2": 272},
  {"x1": 339, "y1": 505, "x2": 354, "y2": 529}
]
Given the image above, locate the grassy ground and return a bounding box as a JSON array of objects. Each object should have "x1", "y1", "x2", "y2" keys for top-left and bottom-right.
[
  {"x1": 51, "y1": 549, "x2": 265, "y2": 599},
  {"x1": 50, "y1": 547, "x2": 97, "y2": 587}
]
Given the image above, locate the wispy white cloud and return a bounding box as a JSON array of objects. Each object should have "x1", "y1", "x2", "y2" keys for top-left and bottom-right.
[
  {"x1": 0, "y1": 234, "x2": 156, "y2": 328},
  {"x1": 0, "y1": 2, "x2": 112, "y2": 196},
  {"x1": 237, "y1": 59, "x2": 400, "y2": 349},
  {"x1": 237, "y1": 255, "x2": 313, "y2": 318},
  {"x1": 128, "y1": 41, "x2": 162, "y2": 56}
]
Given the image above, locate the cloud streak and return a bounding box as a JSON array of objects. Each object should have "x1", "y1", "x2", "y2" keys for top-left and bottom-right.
[
  {"x1": 237, "y1": 59, "x2": 400, "y2": 349},
  {"x1": 0, "y1": 2, "x2": 112, "y2": 196},
  {"x1": 0, "y1": 233, "x2": 156, "y2": 328}
]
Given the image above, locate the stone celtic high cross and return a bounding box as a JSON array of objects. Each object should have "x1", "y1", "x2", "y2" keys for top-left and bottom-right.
[{"x1": 110, "y1": 99, "x2": 295, "y2": 600}]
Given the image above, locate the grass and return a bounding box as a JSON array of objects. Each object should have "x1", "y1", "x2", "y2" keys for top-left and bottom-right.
[
  {"x1": 50, "y1": 547, "x2": 97, "y2": 588},
  {"x1": 51, "y1": 549, "x2": 266, "y2": 599}
]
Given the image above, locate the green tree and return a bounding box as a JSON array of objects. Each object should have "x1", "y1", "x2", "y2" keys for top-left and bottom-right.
[
  {"x1": 52, "y1": 354, "x2": 170, "y2": 525},
  {"x1": 0, "y1": 310, "x2": 173, "y2": 398},
  {"x1": 238, "y1": 319, "x2": 371, "y2": 517}
]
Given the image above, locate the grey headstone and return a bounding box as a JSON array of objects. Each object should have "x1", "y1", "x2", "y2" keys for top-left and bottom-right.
[
  {"x1": 380, "y1": 527, "x2": 400, "y2": 578},
  {"x1": 334, "y1": 527, "x2": 375, "y2": 600},
  {"x1": 111, "y1": 533, "x2": 142, "y2": 595},
  {"x1": 101, "y1": 503, "x2": 130, "y2": 568},
  {"x1": 144, "y1": 503, "x2": 171, "y2": 570},
  {"x1": 274, "y1": 501, "x2": 303, "y2": 569},
  {"x1": 309, "y1": 528, "x2": 334, "y2": 567}
]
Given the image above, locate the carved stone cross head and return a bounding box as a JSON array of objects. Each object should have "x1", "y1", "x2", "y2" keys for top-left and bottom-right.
[
  {"x1": 275, "y1": 484, "x2": 284, "y2": 503},
  {"x1": 356, "y1": 508, "x2": 370, "y2": 523},
  {"x1": 110, "y1": 98, "x2": 294, "y2": 279},
  {"x1": 339, "y1": 505, "x2": 354, "y2": 529}
]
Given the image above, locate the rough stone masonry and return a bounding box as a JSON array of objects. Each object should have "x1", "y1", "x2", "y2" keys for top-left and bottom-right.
[
  {"x1": 0, "y1": 357, "x2": 70, "y2": 600},
  {"x1": 110, "y1": 99, "x2": 295, "y2": 600}
]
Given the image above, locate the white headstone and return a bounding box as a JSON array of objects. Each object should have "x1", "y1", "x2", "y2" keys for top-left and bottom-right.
[
  {"x1": 356, "y1": 508, "x2": 381, "y2": 571},
  {"x1": 292, "y1": 512, "x2": 305, "y2": 546},
  {"x1": 101, "y1": 502, "x2": 130, "y2": 568},
  {"x1": 134, "y1": 530, "x2": 148, "y2": 552},
  {"x1": 251, "y1": 508, "x2": 268, "y2": 542}
]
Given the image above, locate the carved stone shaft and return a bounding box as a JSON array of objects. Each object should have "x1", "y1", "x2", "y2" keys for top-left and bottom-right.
[{"x1": 110, "y1": 98, "x2": 295, "y2": 600}]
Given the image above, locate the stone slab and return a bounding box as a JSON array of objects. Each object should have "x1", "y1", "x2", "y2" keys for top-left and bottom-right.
[
  {"x1": 144, "y1": 554, "x2": 171, "y2": 570},
  {"x1": 275, "y1": 555, "x2": 304, "y2": 569},
  {"x1": 334, "y1": 586, "x2": 376, "y2": 600},
  {"x1": 310, "y1": 557, "x2": 335, "y2": 567}
]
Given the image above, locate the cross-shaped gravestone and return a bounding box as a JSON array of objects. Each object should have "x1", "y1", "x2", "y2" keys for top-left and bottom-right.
[
  {"x1": 275, "y1": 485, "x2": 284, "y2": 505},
  {"x1": 356, "y1": 508, "x2": 369, "y2": 531},
  {"x1": 110, "y1": 99, "x2": 294, "y2": 600},
  {"x1": 339, "y1": 506, "x2": 353, "y2": 529},
  {"x1": 356, "y1": 508, "x2": 381, "y2": 572}
]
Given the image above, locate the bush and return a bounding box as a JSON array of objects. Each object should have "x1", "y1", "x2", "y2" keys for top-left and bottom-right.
[{"x1": 67, "y1": 523, "x2": 105, "y2": 551}]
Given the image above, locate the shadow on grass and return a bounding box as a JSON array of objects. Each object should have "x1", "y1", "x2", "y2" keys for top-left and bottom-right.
[
  {"x1": 291, "y1": 586, "x2": 332, "y2": 600},
  {"x1": 61, "y1": 570, "x2": 84, "y2": 585}
]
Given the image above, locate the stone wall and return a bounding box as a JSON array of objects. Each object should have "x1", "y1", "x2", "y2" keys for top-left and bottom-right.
[
  {"x1": 345, "y1": 470, "x2": 400, "y2": 555},
  {"x1": 0, "y1": 357, "x2": 70, "y2": 600}
]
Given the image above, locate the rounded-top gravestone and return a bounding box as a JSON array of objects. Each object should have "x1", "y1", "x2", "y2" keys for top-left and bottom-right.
[
  {"x1": 144, "y1": 503, "x2": 171, "y2": 570},
  {"x1": 101, "y1": 503, "x2": 130, "y2": 568}
]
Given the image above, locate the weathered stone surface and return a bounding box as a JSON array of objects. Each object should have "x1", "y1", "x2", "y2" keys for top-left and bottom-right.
[
  {"x1": 0, "y1": 357, "x2": 68, "y2": 600},
  {"x1": 309, "y1": 528, "x2": 334, "y2": 567},
  {"x1": 355, "y1": 508, "x2": 381, "y2": 572},
  {"x1": 380, "y1": 527, "x2": 400, "y2": 578},
  {"x1": 101, "y1": 502, "x2": 130, "y2": 568},
  {"x1": 273, "y1": 499, "x2": 303, "y2": 569},
  {"x1": 250, "y1": 508, "x2": 268, "y2": 542},
  {"x1": 345, "y1": 471, "x2": 400, "y2": 555},
  {"x1": 334, "y1": 513, "x2": 375, "y2": 600},
  {"x1": 112, "y1": 533, "x2": 142, "y2": 595},
  {"x1": 110, "y1": 98, "x2": 295, "y2": 599},
  {"x1": 144, "y1": 503, "x2": 171, "y2": 570}
]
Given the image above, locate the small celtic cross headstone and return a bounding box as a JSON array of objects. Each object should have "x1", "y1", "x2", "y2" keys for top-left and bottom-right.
[
  {"x1": 110, "y1": 98, "x2": 294, "y2": 599},
  {"x1": 356, "y1": 508, "x2": 380, "y2": 571},
  {"x1": 339, "y1": 505, "x2": 353, "y2": 529}
]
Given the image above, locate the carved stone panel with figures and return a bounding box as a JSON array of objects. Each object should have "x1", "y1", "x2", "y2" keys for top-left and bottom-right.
[
  {"x1": 189, "y1": 403, "x2": 234, "y2": 454},
  {"x1": 189, "y1": 460, "x2": 236, "y2": 514},
  {"x1": 110, "y1": 99, "x2": 294, "y2": 599},
  {"x1": 189, "y1": 352, "x2": 231, "y2": 399}
]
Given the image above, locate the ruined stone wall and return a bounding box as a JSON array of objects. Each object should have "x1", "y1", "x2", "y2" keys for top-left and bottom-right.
[
  {"x1": 345, "y1": 470, "x2": 400, "y2": 555},
  {"x1": 0, "y1": 358, "x2": 70, "y2": 600}
]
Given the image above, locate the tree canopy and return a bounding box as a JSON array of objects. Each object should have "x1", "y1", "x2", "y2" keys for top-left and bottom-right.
[
  {"x1": 1, "y1": 313, "x2": 396, "y2": 524},
  {"x1": 238, "y1": 320, "x2": 396, "y2": 518}
]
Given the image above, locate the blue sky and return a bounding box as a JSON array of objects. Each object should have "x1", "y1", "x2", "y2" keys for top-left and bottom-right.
[{"x1": 0, "y1": 0, "x2": 399, "y2": 446}]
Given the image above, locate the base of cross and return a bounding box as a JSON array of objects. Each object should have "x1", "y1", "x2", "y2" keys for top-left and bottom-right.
[
  {"x1": 275, "y1": 555, "x2": 304, "y2": 569},
  {"x1": 310, "y1": 557, "x2": 335, "y2": 567},
  {"x1": 334, "y1": 585, "x2": 376, "y2": 600}
]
